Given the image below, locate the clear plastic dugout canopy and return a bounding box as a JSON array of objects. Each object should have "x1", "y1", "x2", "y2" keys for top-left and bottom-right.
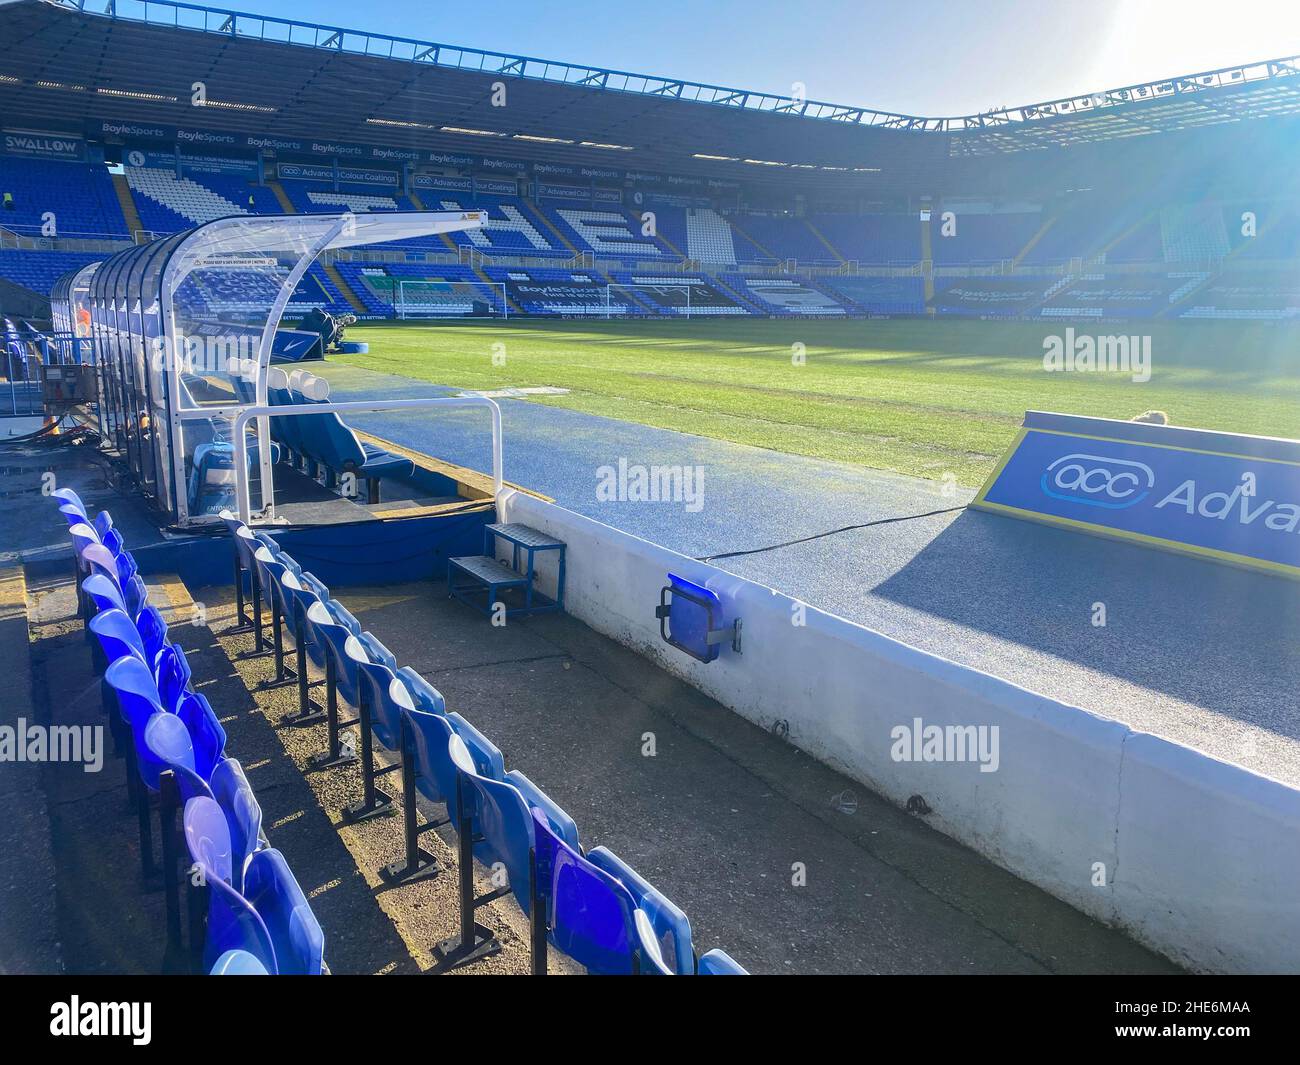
[
  {"x1": 51, "y1": 261, "x2": 100, "y2": 337},
  {"x1": 79, "y1": 210, "x2": 484, "y2": 525}
]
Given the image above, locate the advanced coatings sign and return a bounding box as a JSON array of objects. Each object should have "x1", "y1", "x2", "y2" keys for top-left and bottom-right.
[{"x1": 974, "y1": 412, "x2": 1300, "y2": 577}]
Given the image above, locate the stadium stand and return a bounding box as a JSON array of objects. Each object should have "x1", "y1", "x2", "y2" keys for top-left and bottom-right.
[
  {"x1": 336, "y1": 262, "x2": 505, "y2": 317},
  {"x1": 808, "y1": 213, "x2": 920, "y2": 264},
  {"x1": 280, "y1": 180, "x2": 415, "y2": 215},
  {"x1": 549, "y1": 206, "x2": 668, "y2": 258},
  {"x1": 929, "y1": 277, "x2": 1054, "y2": 317},
  {"x1": 731, "y1": 213, "x2": 834, "y2": 264},
  {"x1": 1160, "y1": 204, "x2": 1230, "y2": 263},
  {"x1": 434, "y1": 197, "x2": 559, "y2": 257},
  {"x1": 821, "y1": 275, "x2": 926, "y2": 315},
  {"x1": 723, "y1": 275, "x2": 848, "y2": 315},
  {"x1": 174, "y1": 263, "x2": 352, "y2": 320},
  {"x1": 931, "y1": 210, "x2": 1043, "y2": 266},
  {"x1": 0, "y1": 157, "x2": 128, "y2": 238},
  {"x1": 0, "y1": 249, "x2": 105, "y2": 297},
  {"x1": 126, "y1": 166, "x2": 279, "y2": 232},
  {"x1": 684, "y1": 208, "x2": 738, "y2": 264},
  {"x1": 487, "y1": 266, "x2": 612, "y2": 316},
  {"x1": 1179, "y1": 272, "x2": 1300, "y2": 319},
  {"x1": 1035, "y1": 273, "x2": 1195, "y2": 318},
  {"x1": 606, "y1": 271, "x2": 749, "y2": 316}
]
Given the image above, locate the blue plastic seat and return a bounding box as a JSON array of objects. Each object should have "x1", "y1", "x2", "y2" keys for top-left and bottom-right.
[
  {"x1": 52, "y1": 486, "x2": 87, "y2": 517},
  {"x1": 184, "y1": 795, "x2": 235, "y2": 887},
  {"x1": 351, "y1": 632, "x2": 401, "y2": 750},
  {"x1": 139, "y1": 710, "x2": 198, "y2": 794},
  {"x1": 104, "y1": 654, "x2": 164, "y2": 735},
  {"x1": 253, "y1": 545, "x2": 304, "y2": 682},
  {"x1": 58, "y1": 498, "x2": 112, "y2": 540},
  {"x1": 154, "y1": 643, "x2": 193, "y2": 711},
  {"x1": 67, "y1": 521, "x2": 100, "y2": 564},
  {"x1": 210, "y1": 758, "x2": 264, "y2": 894},
  {"x1": 531, "y1": 807, "x2": 643, "y2": 975},
  {"x1": 586, "y1": 847, "x2": 694, "y2": 974},
  {"x1": 188, "y1": 441, "x2": 283, "y2": 516},
  {"x1": 392, "y1": 666, "x2": 445, "y2": 715},
  {"x1": 79, "y1": 542, "x2": 118, "y2": 585},
  {"x1": 176, "y1": 690, "x2": 227, "y2": 782},
  {"x1": 299, "y1": 406, "x2": 413, "y2": 499},
  {"x1": 450, "y1": 735, "x2": 580, "y2": 919},
  {"x1": 83, "y1": 573, "x2": 127, "y2": 616},
  {"x1": 242, "y1": 848, "x2": 325, "y2": 976},
  {"x1": 404, "y1": 706, "x2": 505, "y2": 823},
  {"x1": 326, "y1": 598, "x2": 361, "y2": 637},
  {"x1": 218, "y1": 513, "x2": 260, "y2": 631},
  {"x1": 277, "y1": 570, "x2": 325, "y2": 663},
  {"x1": 101, "y1": 526, "x2": 126, "y2": 559},
  {"x1": 202, "y1": 870, "x2": 278, "y2": 976},
  {"x1": 60, "y1": 502, "x2": 90, "y2": 531},
  {"x1": 92, "y1": 510, "x2": 114, "y2": 541},
  {"x1": 124, "y1": 574, "x2": 149, "y2": 618},
  {"x1": 310, "y1": 609, "x2": 365, "y2": 708},
  {"x1": 253, "y1": 546, "x2": 299, "y2": 618},
  {"x1": 87, "y1": 607, "x2": 146, "y2": 664},
  {"x1": 136, "y1": 605, "x2": 169, "y2": 663},
  {"x1": 114, "y1": 548, "x2": 137, "y2": 589},
  {"x1": 209, "y1": 949, "x2": 270, "y2": 975},
  {"x1": 697, "y1": 948, "x2": 748, "y2": 975}
]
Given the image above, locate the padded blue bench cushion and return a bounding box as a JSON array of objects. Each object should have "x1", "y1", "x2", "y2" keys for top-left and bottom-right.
[{"x1": 358, "y1": 442, "x2": 414, "y2": 479}]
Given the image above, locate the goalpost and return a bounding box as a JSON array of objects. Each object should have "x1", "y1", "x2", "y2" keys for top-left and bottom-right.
[
  {"x1": 604, "y1": 283, "x2": 693, "y2": 319},
  {"x1": 394, "y1": 279, "x2": 508, "y2": 320}
]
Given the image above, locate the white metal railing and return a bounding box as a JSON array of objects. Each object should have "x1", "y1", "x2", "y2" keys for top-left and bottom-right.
[{"x1": 230, "y1": 395, "x2": 504, "y2": 524}]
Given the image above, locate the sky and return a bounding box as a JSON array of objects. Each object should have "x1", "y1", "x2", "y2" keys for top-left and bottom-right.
[{"x1": 239, "y1": 0, "x2": 1300, "y2": 116}]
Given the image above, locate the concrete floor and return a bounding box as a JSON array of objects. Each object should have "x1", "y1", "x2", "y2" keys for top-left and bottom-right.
[{"x1": 194, "y1": 578, "x2": 1174, "y2": 974}]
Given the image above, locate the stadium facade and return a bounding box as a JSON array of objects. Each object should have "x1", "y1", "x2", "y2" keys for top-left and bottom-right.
[{"x1": 1, "y1": 0, "x2": 1299, "y2": 323}]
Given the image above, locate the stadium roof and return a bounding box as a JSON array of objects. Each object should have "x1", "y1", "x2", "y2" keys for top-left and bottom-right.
[{"x1": 0, "y1": 0, "x2": 1297, "y2": 189}]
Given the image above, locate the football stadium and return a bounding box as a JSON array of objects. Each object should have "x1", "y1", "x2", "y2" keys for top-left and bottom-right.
[{"x1": 1, "y1": 0, "x2": 1299, "y2": 1004}]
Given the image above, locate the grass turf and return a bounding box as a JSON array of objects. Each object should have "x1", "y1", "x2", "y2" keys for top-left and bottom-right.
[{"x1": 336, "y1": 318, "x2": 1300, "y2": 486}]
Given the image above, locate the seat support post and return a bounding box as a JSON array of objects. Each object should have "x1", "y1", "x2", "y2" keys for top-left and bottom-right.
[
  {"x1": 285, "y1": 615, "x2": 326, "y2": 726},
  {"x1": 432, "y1": 774, "x2": 500, "y2": 969},
  {"x1": 307, "y1": 657, "x2": 357, "y2": 770},
  {"x1": 529, "y1": 851, "x2": 548, "y2": 976},
  {"x1": 187, "y1": 879, "x2": 208, "y2": 975},
  {"x1": 342, "y1": 689, "x2": 392, "y2": 822},
  {"x1": 258, "y1": 594, "x2": 296, "y2": 687},
  {"x1": 251, "y1": 576, "x2": 265, "y2": 652},
  {"x1": 380, "y1": 721, "x2": 442, "y2": 883},
  {"x1": 229, "y1": 551, "x2": 253, "y2": 633},
  {"x1": 159, "y1": 771, "x2": 186, "y2": 974}
]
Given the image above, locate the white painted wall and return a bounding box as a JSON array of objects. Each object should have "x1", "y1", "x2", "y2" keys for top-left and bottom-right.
[{"x1": 498, "y1": 489, "x2": 1300, "y2": 973}]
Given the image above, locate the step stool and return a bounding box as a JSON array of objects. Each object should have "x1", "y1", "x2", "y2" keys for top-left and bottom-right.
[{"x1": 447, "y1": 522, "x2": 566, "y2": 619}]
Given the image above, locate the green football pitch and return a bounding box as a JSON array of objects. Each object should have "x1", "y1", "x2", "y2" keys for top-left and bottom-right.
[{"x1": 336, "y1": 318, "x2": 1300, "y2": 487}]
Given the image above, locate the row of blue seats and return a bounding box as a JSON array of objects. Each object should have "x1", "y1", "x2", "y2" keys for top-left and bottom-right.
[
  {"x1": 54, "y1": 487, "x2": 324, "y2": 976},
  {"x1": 221, "y1": 509, "x2": 747, "y2": 975}
]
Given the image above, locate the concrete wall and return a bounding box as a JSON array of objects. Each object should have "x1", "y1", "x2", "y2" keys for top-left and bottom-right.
[{"x1": 499, "y1": 489, "x2": 1300, "y2": 973}]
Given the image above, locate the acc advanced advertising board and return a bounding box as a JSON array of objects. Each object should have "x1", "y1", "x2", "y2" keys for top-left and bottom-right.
[{"x1": 974, "y1": 411, "x2": 1300, "y2": 577}]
